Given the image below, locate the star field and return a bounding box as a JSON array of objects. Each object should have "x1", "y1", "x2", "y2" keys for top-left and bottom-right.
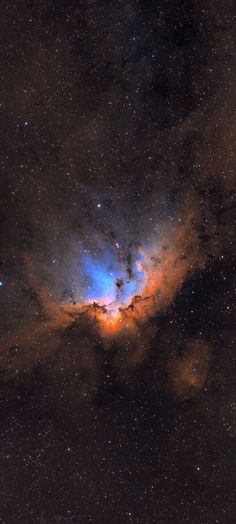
[{"x1": 0, "y1": 1, "x2": 235, "y2": 523}]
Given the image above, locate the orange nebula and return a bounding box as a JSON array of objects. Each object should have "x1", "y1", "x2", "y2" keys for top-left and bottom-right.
[
  {"x1": 62, "y1": 217, "x2": 202, "y2": 336},
  {"x1": 21, "y1": 212, "x2": 205, "y2": 339},
  {"x1": 169, "y1": 342, "x2": 210, "y2": 397}
]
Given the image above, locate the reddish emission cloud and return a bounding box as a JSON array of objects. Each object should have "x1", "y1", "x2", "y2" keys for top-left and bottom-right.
[
  {"x1": 71, "y1": 212, "x2": 204, "y2": 336},
  {"x1": 170, "y1": 342, "x2": 211, "y2": 397},
  {"x1": 0, "y1": 209, "x2": 205, "y2": 366},
  {"x1": 40, "y1": 211, "x2": 205, "y2": 337}
]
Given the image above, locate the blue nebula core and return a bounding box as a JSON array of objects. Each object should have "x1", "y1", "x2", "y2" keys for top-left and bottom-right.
[{"x1": 77, "y1": 247, "x2": 145, "y2": 306}]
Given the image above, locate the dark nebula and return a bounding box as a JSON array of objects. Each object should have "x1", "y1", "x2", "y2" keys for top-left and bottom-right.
[{"x1": 0, "y1": 1, "x2": 235, "y2": 522}]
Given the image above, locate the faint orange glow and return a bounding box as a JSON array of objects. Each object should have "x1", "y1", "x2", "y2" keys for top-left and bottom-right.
[{"x1": 170, "y1": 342, "x2": 210, "y2": 397}]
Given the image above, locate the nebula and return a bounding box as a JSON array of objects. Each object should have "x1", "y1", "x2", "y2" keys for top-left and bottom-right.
[
  {"x1": 11, "y1": 205, "x2": 204, "y2": 345},
  {"x1": 169, "y1": 341, "x2": 211, "y2": 398},
  {"x1": 0, "y1": 1, "x2": 235, "y2": 520}
]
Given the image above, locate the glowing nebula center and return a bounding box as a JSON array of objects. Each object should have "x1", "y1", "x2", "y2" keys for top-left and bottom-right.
[{"x1": 77, "y1": 247, "x2": 145, "y2": 309}]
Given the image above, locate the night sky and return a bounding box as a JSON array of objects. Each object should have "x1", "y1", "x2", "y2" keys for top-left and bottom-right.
[{"x1": 0, "y1": 1, "x2": 235, "y2": 523}]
